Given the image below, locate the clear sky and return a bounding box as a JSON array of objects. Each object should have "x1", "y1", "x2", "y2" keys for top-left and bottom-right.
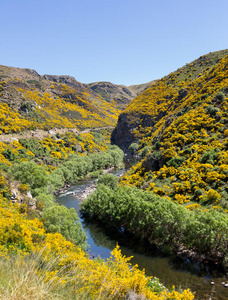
[{"x1": 1, "y1": 0, "x2": 228, "y2": 86}]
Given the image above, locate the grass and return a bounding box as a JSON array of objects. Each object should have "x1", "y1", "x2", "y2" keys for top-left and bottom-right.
[
  {"x1": 0, "y1": 252, "x2": 147, "y2": 300},
  {"x1": 165, "y1": 49, "x2": 228, "y2": 84},
  {"x1": 0, "y1": 252, "x2": 89, "y2": 300}
]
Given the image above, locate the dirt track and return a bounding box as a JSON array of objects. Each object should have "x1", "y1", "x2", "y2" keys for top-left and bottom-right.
[{"x1": 0, "y1": 126, "x2": 114, "y2": 143}]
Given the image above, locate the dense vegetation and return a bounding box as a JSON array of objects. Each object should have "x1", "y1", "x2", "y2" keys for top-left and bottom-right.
[
  {"x1": 82, "y1": 176, "x2": 228, "y2": 266},
  {"x1": 120, "y1": 52, "x2": 228, "y2": 212},
  {"x1": 92, "y1": 50, "x2": 228, "y2": 269},
  {"x1": 0, "y1": 66, "x2": 120, "y2": 133},
  {"x1": 0, "y1": 127, "x2": 193, "y2": 298},
  {"x1": 0, "y1": 128, "x2": 123, "y2": 244},
  {"x1": 5, "y1": 49, "x2": 228, "y2": 298}
]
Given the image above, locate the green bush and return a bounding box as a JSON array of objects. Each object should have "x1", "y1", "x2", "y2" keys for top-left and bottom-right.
[
  {"x1": 215, "y1": 91, "x2": 225, "y2": 102},
  {"x1": 42, "y1": 205, "x2": 87, "y2": 250},
  {"x1": 10, "y1": 161, "x2": 49, "y2": 194},
  {"x1": 128, "y1": 142, "x2": 139, "y2": 155},
  {"x1": 195, "y1": 188, "x2": 204, "y2": 198},
  {"x1": 81, "y1": 184, "x2": 228, "y2": 262},
  {"x1": 200, "y1": 148, "x2": 219, "y2": 165},
  {"x1": 97, "y1": 174, "x2": 118, "y2": 190},
  {"x1": 167, "y1": 156, "x2": 186, "y2": 168},
  {"x1": 206, "y1": 105, "x2": 220, "y2": 116},
  {"x1": 138, "y1": 146, "x2": 152, "y2": 158}
]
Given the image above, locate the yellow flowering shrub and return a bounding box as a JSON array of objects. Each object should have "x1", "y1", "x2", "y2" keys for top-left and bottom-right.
[
  {"x1": 0, "y1": 191, "x2": 194, "y2": 299},
  {"x1": 120, "y1": 54, "x2": 228, "y2": 214}
]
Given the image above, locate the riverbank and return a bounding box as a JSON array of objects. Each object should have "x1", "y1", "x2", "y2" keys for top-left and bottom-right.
[
  {"x1": 81, "y1": 182, "x2": 228, "y2": 273},
  {"x1": 56, "y1": 172, "x2": 228, "y2": 300},
  {"x1": 55, "y1": 166, "x2": 121, "y2": 197}
]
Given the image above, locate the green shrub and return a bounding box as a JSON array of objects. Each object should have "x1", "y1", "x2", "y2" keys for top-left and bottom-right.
[
  {"x1": 81, "y1": 184, "x2": 228, "y2": 262},
  {"x1": 206, "y1": 105, "x2": 220, "y2": 116},
  {"x1": 195, "y1": 188, "x2": 204, "y2": 198},
  {"x1": 42, "y1": 205, "x2": 87, "y2": 250},
  {"x1": 128, "y1": 142, "x2": 139, "y2": 155},
  {"x1": 97, "y1": 174, "x2": 118, "y2": 190},
  {"x1": 10, "y1": 161, "x2": 49, "y2": 193},
  {"x1": 215, "y1": 91, "x2": 225, "y2": 102},
  {"x1": 167, "y1": 156, "x2": 186, "y2": 168}
]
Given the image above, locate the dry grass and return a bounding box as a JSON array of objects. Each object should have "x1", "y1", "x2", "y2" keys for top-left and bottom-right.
[
  {"x1": 0, "y1": 252, "x2": 140, "y2": 300},
  {"x1": 0, "y1": 253, "x2": 91, "y2": 300}
]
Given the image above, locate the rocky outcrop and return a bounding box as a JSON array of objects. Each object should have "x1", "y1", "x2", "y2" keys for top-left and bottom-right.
[
  {"x1": 10, "y1": 190, "x2": 36, "y2": 210},
  {"x1": 42, "y1": 74, "x2": 86, "y2": 90},
  {"x1": 111, "y1": 110, "x2": 161, "y2": 152},
  {"x1": 111, "y1": 113, "x2": 136, "y2": 152},
  {"x1": 24, "y1": 68, "x2": 41, "y2": 78}
]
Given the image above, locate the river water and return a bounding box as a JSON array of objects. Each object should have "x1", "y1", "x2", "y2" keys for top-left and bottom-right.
[{"x1": 56, "y1": 169, "x2": 228, "y2": 300}]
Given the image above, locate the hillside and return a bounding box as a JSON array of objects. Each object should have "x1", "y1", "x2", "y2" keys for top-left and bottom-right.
[
  {"x1": 84, "y1": 49, "x2": 228, "y2": 267},
  {"x1": 89, "y1": 80, "x2": 156, "y2": 109},
  {"x1": 0, "y1": 65, "x2": 121, "y2": 133},
  {"x1": 0, "y1": 65, "x2": 157, "y2": 135},
  {"x1": 112, "y1": 49, "x2": 228, "y2": 151},
  {"x1": 112, "y1": 49, "x2": 228, "y2": 209},
  {"x1": 2, "y1": 50, "x2": 228, "y2": 298},
  {"x1": 0, "y1": 69, "x2": 193, "y2": 298}
]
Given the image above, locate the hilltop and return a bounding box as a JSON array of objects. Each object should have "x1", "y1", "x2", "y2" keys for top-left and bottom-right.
[
  {"x1": 89, "y1": 80, "x2": 156, "y2": 109},
  {"x1": 0, "y1": 66, "x2": 119, "y2": 134}
]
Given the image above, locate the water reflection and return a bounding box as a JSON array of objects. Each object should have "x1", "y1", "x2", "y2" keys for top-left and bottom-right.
[
  {"x1": 56, "y1": 173, "x2": 228, "y2": 300},
  {"x1": 82, "y1": 220, "x2": 228, "y2": 300}
]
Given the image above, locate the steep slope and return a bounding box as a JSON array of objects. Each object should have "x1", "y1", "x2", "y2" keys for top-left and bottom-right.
[
  {"x1": 88, "y1": 80, "x2": 156, "y2": 109},
  {"x1": 0, "y1": 65, "x2": 120, "y2": 133},
  {"x1": 112, "y1": 49, "x2": 228, "y2": 151},
  {"x1": 112, "y1": 49, "x2": 228, "y2": 214}
]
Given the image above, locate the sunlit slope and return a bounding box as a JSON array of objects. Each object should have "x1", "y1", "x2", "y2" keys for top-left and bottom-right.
[
  {"x1": 0, "y1": 65, "x2": 120, "y2": 133},
  {"x1": 112, "y1": 49, "x2": 228, "y2": 150},
  {"x1": 113, "y1": 50, "x2": 228, "y2": 212}
]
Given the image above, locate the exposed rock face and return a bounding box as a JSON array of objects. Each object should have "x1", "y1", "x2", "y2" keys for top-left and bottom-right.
[
  {"x1": 142, "y1": 153, "x2": 164, "y2": 172},
  {"x1": 10, "y1": 189, "x2": 37, "y2": 210},
  {"x1": 111, "y1": 113, "x2": 136, "y2": 152},
  {"x1": 24, "y1": 68, "x2": 41, "y2": 78},
  {"x1": 42, "y1": 74, "x2": 86, "y2": 90},
  {"x1": 111, "y1": 110, "x2": 162, "y2": 152}
]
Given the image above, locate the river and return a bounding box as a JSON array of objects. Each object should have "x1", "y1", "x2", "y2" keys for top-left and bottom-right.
[{"x1": 56, "y1": 169, "x2": 228, "y2": 300}]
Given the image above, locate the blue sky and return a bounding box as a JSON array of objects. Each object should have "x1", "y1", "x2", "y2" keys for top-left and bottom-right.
[{"x1": 1, "y1": 0, "x2": 228, "y2": 85}]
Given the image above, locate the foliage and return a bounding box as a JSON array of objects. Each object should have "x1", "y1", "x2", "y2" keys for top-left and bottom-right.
[
  {"x1": 10, "y1": 161, "x2": 49, "y2": 196},
  {"x1": 0, "y1": 191, "x2": 193, "y2": 299},
  {"x1": 0, "y1": 67, "x2": 121, "y2": 132},
  {"x1": 128, "y1": 142, "x2": 139, "y2": 155},
  {"x1": 0, "y1": 244, "x2": 194, "y2": 300},
  {"x1": 2, "y1": 133, "x2": 123, "y2": 247},
  {"x1": 97, "y1": 174, "x2": 119, "y2": 190},
  {"x1": 41, "y1": 205, "x2": 87, "y2": 250},
  {"x1": 81, "y1": 184, "x2": 228, "y2": 264},
  {"x1": 120, "y1": 54, "x2": 228, "y2": 215}
]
